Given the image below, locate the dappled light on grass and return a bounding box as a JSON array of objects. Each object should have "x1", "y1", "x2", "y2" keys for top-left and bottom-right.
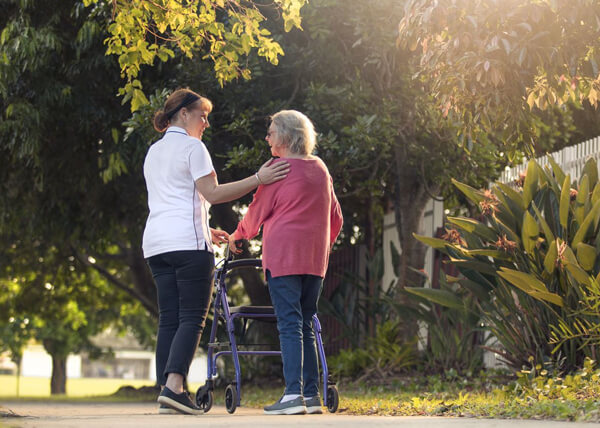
[{"x1": 240, "y1": 369, "x2": 600, "y2": 421}]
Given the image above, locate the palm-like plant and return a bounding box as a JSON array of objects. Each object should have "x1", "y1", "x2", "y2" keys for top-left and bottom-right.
[{"x1": 415, "y1": 158, "x2": 600, "y2": 371}]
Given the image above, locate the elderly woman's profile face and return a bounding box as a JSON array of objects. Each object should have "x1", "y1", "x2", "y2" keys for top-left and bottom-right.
[{"x1": 266, "y1": 123, "x2": 283, "y2": 157}]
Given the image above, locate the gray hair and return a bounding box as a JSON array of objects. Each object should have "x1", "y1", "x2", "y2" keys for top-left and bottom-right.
[{"x1": 270, "y1": 110, "x2": 317, "y2": 155}]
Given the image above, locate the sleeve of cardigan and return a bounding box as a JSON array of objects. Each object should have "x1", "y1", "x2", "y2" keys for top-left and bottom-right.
[
  {"x1": 329, "y1": 177, "x2": 343, "y2": 245},
  {"x1": 234, "y1": 185, "x2": 275, "y2": 240}
]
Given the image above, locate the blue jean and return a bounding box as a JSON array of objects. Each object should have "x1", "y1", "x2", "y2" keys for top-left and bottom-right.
[
  {"x1": 147, "y1": 250, "x2": 214, "y2": 386},
  {"x1": 266, "y1": 270, "x2": 323, "y2": 397}
]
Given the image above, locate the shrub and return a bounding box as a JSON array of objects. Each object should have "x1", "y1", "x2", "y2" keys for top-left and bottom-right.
[
  {"x1": 415, "y1": 157, "x2": 600, "y2": 372},
  {"x1": 403, "y1": 270, "x2": 486, "y2": 374},
  {"x1": 329, "y1": 320, "x2": 418, "y2": 381}
]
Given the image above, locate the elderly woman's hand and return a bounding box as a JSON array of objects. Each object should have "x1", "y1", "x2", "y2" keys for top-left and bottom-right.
[
  {"x1": 228, "y1": 233, "x2": 243, "y2": 254},
  {"x1": 256, "y1": 158, "x2": 290, "y2": 185}
]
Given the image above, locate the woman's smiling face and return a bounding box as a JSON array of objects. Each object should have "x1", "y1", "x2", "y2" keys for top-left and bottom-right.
[{"x1": 266, "y1": 123, "x2": 283, "y2": 157}]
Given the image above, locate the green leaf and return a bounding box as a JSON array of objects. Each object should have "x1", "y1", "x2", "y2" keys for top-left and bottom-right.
[
  {"x1": 498, "y1": 267, "x2": 545, "y2": 293},
  {"x1": 562, "y1": 242, "x2": 578, "y2": 265},
  {"x1": 405, "y1": 287, "x2": 465, "y2": 310},
  {"x1": 531, "y1": 202, "x2": 555, "y2": 242},
  {"x1": 493, "y1": 190, "x2": 518, "y2": 230},
  {"x1": 571, "y1": 199, "x2": 600, "y2": 247},
  {"x1": 547, "y1": 156, "x2": 566, "y2": 186},
  {"x1": 462, "y1": 249, "x2": 512, "y2": 260},
  {"x1": 582, "y1": 157, "x2": 598, "y2": 188},
  {"x1": 494, "y1": 217, "x2": 522, "y2": 245},
  {"x1": 592, "y1": 183, "x2": 600, "y2": 206},
  {"x1": 543, "y1": 239, "x2": 557, "y2": 274},
  {"x1": 413, "y1": 234, "x2": 450, "y2": 250},
  {"x1": 130, "y1": 88, "x2": 149, "y2": 112},
  {"x1": 459, "y1": 278, "x2": 490, "y2": 301},
  {"x1": 565, "y1": 261, "x2": 593, "y2": 286},
  {"x1": 495, "y1": 182, "x2": 524, "y2": 215},
  {"x1": 449, "y1": 257, "x2": 498, "y2": 275},
  {"x1": 521, "y1": 211, "x2": 539, "y2": 253},
  {"x1": 498, "y1": 267, "x2": 563, "y2": 306},
  {"x1": 111, "y1": 128, "x2": 119, "y2": 144},
  {"x1": 447, "y1": 217, "x2": 497, "y2": 242},
  {"x1": 522, "y1": 160, "x2": 539, "y2": 209},
  {"x1": 452, "y1": 178, "x2": 485, "y2": 204},
  {"x1": 559, "y1": 174, "x2": 571, "y2": 231},
  {"x1": 575, "y1": 242, "x2": 596, "y2": 271},
  {"x1": 575, "y1": 174, "x2": 589, "y2": 225}
]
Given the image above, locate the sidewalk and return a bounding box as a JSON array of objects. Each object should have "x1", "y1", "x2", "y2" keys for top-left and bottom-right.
[{"x1": 0, "y1": 402, "x2": 595, "y2": 428}]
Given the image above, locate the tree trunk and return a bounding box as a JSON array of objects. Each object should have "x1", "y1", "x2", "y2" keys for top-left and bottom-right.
[
  {"x1": 13, "y1": 355, "x2": 22, "y2": 397},
  {"x1": 393, "y1": 143, "x2": 440, "y2": 339},
  {"x1": 50, "y1": 354, "x2": 67, "y2": 395},
  {"x1": 42, "y1": 339, "x2": 68, "y2": 395}
]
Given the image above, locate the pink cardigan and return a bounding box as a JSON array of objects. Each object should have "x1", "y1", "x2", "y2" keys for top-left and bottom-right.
[{"x1": 232, "y1": 157, "x2": 343, "y2": 278}]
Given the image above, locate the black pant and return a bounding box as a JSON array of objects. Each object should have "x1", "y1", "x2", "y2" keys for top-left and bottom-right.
[{"x1": 147, "y1": 250, "x2": 214, "y2": 386}]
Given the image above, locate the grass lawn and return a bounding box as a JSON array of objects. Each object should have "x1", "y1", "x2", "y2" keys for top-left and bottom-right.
[
  {"x1": 0, "y1": 375, "x2": 204, "y2": 399},
  {"x1": 240, "y1": 375, "x2": 600, "y2": 422}
]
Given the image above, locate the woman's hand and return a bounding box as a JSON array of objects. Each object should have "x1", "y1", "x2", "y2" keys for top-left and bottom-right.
[
  {"x1": 228, "y1": 233, "x2": 243, "y2": 254},
  {"x1": 210, "y1": 228, "x2": 229, "y2": 245},
  {"x1": 256, "y1": 158, "x2": 290, "y2": 185}
]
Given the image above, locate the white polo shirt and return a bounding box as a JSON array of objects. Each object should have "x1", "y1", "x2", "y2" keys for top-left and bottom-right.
[{"x1": 142, "y1": 126, "x2": 215, "y2": 258}]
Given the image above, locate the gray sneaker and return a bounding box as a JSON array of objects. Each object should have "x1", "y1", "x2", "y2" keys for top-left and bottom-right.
[
  {"x1": 264, "y1": 396, "x2": 307, "y2": 415},
  {"x1": 305, "y1": 395, "x2": 323, "y2": 414}
]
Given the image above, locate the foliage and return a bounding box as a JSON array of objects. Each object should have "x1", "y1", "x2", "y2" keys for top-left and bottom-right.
[
  {"x1": 416, "y1": 157, "x2": 600, "y2": 372},
  {"x1": 328, "y1": 320, "x2": 418, "y2": 380},
  {"x1": 549, "y1": 263, "x2": 600, "y2": 351},
  {"x1": 403, "y1": 270, "x2": 486, "y2": 374},
  {"x1": 320, "y1": 248, "x2": 397, "y2": 349},
  {"x1": 398, "y1": 0, "x2": 600, "y2": 148},
  {"x1": 0, "y1": 316, "x2": 33, "y2": 366},
  {"x1": 513, "y1": 357, "x2": 600, "y2": 401},
  {"x1": 241, "y1": 370, "x2": 600, "y2": 421},
  {"x1": 82, "y1": 0, "x2": 308, "y2": 111},
  {"x1": 220, "y1": 0, "x2": 520, "y2": 304},
  {"x1": 0, "y1": 0, "x2": 159, "y2": 316},
  {"x1": 0, "y1": 240, "x2": 152, "y2": 393}
]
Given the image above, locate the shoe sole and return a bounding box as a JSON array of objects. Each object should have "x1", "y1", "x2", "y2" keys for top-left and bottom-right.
[
  {"x1": 158, "y1": 407, "x2": 179, "y2": 415},
  {"x1": 157, "y1": 396, "x2": 203, "y2": 415},
  {"x1": 264, "y1": 405, "x2": 307, "y2": 415},
  {"x1": 306, "y1": 406, "x2": 323, "y2": 414}
]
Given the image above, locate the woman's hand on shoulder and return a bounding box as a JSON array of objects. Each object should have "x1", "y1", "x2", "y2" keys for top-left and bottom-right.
[
  {"x1": 257, "y1": 158, "x2": 290, "y2": 185},
  {"x1": 210, "y1": 228, "x2": 229, "y2": 245}
]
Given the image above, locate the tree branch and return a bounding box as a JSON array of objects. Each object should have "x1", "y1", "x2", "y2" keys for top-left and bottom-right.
[{"x1": 71, "y1": 247, "x2": 158, "y2": 317}]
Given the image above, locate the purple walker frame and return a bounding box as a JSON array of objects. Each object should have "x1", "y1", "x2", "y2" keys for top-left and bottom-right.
[{"x1": 195, "y1": 254, "x2": 337, "y2": 413}]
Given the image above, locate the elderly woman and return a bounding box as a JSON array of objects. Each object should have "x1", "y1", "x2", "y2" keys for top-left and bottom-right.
[{"x1": 228, "y1": 110, "x2": 343, "y2": 415}]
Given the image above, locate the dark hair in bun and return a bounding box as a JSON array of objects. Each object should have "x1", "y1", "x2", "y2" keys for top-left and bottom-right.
[{"x1": 153, "y1": 88, "x2": 213, "y2": 132}]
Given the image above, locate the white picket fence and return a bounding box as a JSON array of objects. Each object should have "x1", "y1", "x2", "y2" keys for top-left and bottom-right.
[{"x1": 499, "y1": 136, "x2": 600, "y2": 184}]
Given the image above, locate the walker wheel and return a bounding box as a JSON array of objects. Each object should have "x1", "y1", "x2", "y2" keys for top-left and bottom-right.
[
  {"x1": 225, "y1": 383, "x2": 238, "y2": 414},
  {"x1": 195, "y1": 385, "x2": 214, "y2": 412},
  {"x1": 326, "y1": 384, "x2": 339, "y2": 413}
]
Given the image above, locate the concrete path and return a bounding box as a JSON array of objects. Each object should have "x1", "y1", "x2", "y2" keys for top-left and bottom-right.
[{"x1": 0, "y1": 402, "x2": 595, "y2": 427}]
